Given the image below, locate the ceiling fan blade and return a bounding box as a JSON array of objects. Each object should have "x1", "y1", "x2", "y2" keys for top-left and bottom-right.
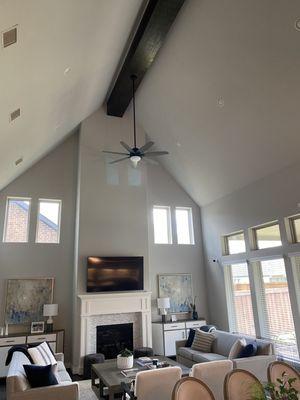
[
  {"x1": 120, "y1": 141, "x2": 132, "y2": 152},
  {"x1": 103, "y1": 150, "x2": 129, "y2": 155},
  {"x1": 139, "y1": 141, "x2": 155, "y2": 153},
  {"x1": 143, "y1": 157, "x2": 158, "y2": 165},
  {"x1": 109, "y1": 156, "x2": 130, "y2": 165},
  {"x1": 144, "y1": 151, "x2": 169, "y2": 156}
]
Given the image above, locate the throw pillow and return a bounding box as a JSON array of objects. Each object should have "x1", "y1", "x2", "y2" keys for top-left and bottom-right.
[
  {"x1": 228, "y1": 338, "x2": 246, "y2": 359},
  {"x1": 23, "y1": 364, "x2": 58, "y2": 388},
  {"x1": 256, "y1": 342, "x2": 273, "y2": 356},
  {"x1": 191, "y1": 329, "x2": 215, "y2": 352},
  {"x1": 237, "y1": 341, "x2": 257, "y2": 358},
  {"x1": 185, "y1": 329, "x2": 196, "y2": 347},
  {"x1": 28, "y1": 342, "x2": 57, "y2": 367}
]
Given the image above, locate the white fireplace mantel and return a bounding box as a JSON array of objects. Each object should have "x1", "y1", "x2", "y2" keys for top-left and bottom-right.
[{"x1": 77, "y1": 291, "x2": 152, "y2": 373}]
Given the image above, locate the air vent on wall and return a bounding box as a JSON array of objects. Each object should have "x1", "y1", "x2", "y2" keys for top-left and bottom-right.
[
  {"x1": 15, "y1": 157, "x2": 23, "y2": 166},
  {"x1": 2, "y1": 26, "x2": 17, "y2": 48},
  {"x1": 10, "y1": 108, "x2": 20, "y2": 122}
]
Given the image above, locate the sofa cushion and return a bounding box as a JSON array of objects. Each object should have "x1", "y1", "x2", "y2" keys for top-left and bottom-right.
[
  {"x1": 192, "y1": 352, "x2": 227, "y2": 363},
  {"x1": 178, "y1": 347, "x2": 202, "y2": 360},
  {"x1": 238, "y1": 342, "x2": 257, "y2": 358},
  {"x1": 191, "y1": 330, "x2": 216, "y2": 352},
  {"x1": 211, "y1": 330, "x2": 243, "y2": 357},
  {"x1": 228, "y1": 339, "x2": 246, "y2": 359},
  {"x1": 23, "y1": 364, "x2": 58, "y2": 388},
  {"x1": 57, "y1": 368, "x2": 72, "y2": 383},
  {"x1": 28, "y1": 342, "x2": 57, "y2": 367}
]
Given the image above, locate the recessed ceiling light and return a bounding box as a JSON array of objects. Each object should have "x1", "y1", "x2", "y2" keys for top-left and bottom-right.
[
  {"x1": 15, "y1": 157, "x2": 23, "y2": 166},
  {"x1": 217, "y1": 97, "x2": 225, "y2": 108},
  {"x1": 64, "y1": 67, "x2": 71, "y2": 75},
  {"x1": 295, "y1": 18, "x2": 300, "y2": 31}
]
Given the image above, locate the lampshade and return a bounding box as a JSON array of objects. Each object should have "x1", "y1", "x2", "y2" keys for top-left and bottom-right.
[
  {"x1": 157, "y1": 297, "x2": 170, "y2": 309},
  {"x1": 43, "y1": 304, "x2": 58, "y2": 317}
]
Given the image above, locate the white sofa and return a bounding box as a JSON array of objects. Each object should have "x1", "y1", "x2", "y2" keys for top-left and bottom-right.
[
  {"x1": 6, "y1": 351, "x2": 79, "y2": 400},
  {"x1": 176, "y1": 330, "x2": 276, "y2": 381}
]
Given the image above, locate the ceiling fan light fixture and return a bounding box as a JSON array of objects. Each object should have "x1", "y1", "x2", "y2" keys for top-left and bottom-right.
[{"x1": 130, "y1": 155, "x2": 141, "y2": 167}]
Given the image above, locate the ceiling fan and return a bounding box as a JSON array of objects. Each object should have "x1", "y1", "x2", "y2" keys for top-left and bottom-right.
[{"x1": 103, "y1": 75, "x2": 169, "y2": 167}]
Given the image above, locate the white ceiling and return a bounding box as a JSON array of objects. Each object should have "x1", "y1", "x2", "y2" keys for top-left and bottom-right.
[
  {"x1": 137, "y1": 0, "x2": 300, "y2": 205},
  {"x1": 0, "y1": 0, "x2": 142, "y2": 189},
  {"x1": 1, "y1": 0, "x2": 300, "y2": 207}
]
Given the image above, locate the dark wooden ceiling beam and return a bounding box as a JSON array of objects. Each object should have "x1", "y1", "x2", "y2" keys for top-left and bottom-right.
[{"x1": 106, "y1": 0, "x2": 185, "y2": 117}]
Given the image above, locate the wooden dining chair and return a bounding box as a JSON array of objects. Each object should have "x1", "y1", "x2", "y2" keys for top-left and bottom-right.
[
  {"x1": 224, "y1": 369, "x2": 265, "y2": 400},
  {"x1": 268, "y1": 361, "x2": 300, "y2": 393},
  {"x1": 172, "y1": 377, "x2": 215, "y2": 400}
]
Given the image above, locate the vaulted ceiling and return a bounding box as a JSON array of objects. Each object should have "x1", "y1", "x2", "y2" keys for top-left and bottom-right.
[
  {"x1": 0, "y1": 0, "x2": 142, "y2": 189},
  {"x1": 1, "y1": 0, "x2": 300, "y2": 206}
]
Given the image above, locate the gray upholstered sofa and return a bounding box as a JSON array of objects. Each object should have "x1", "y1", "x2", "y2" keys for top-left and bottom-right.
[
  {"x1": 6, "y1": 351, "x2": 79, "y2": 400},
  {"x1": 176, "y1": 330, "x2": 276, "y2": 381}
]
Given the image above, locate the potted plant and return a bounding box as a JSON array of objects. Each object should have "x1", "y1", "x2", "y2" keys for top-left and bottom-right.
[
  {"x1": 189, "y1": 296, "x2": 198, "y2": 320},
  {"x1": 117, "y1": 348, "x2": 134, "y2": 369},
  {"x1": 252, "y1": 372, "x2": 298, "y2": 400}
]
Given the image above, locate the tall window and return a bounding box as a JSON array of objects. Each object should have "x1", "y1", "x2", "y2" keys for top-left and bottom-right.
[
  {"x1": 225, "y1": 263, "x2": 256, "y2": 336},
  {"x1": 256, "y1": 258, "x2": 298, "y2": 360},
  {"x1": 3, "y1": 197, "x2": 31, "y2": 242},
  {"x1": 253, "y1": 221, "x2": 282, "y2": 249},
  {"x1": 153, "y1": 206, "x2": 172, "y2": 244},
  {"x1": 36, "y1": 200, "x2": 61, "y2": 243},
  {"x1": 223, "y1": 231, "x2": 246, "y2": 255},
  {"x1": 175, "y1": 207, "x2": 195, "y2": 245}
]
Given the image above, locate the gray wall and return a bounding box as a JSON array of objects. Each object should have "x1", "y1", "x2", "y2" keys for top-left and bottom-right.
[
  {"x1": 0, "y1": 134, "x2": 78, "y2": 364},
  {"x1": 146, "y1": 163, "x2": 207, "y2": 321},
  {"x1": 201, "y1": 160, "x2": 300, "y2": 330},
  {"x1": 72, "y1": 107, "x2": 206, "y2": 369}
]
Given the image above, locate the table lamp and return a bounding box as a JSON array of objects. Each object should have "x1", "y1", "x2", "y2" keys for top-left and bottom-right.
[
  {"x1": 157, "y1": 297, "x2": 170, "y2": 323},
  {"x1": 43, "y1": 304, "x2": 58, "y2": 332}
]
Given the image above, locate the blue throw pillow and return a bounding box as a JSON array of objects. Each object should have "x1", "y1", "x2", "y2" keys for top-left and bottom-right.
[
  {"x1": 24, "y1": 364, "x2": 58, "y2": 388},
  {"x1": 185, "y1": 329, "x2": 196, "y2": 347},
  {"x1": 238, "y1": 342, "x2": 257, "y2": 358}
]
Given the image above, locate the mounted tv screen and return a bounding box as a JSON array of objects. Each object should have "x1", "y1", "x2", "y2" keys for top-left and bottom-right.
[{"x1": 87, "y1": 256, "x2": 144, "y2": 292}]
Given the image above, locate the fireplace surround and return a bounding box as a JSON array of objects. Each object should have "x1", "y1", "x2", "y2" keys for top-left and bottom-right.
[{"x1": 76, "y1": 291, "x2": 152, "y2": 374}]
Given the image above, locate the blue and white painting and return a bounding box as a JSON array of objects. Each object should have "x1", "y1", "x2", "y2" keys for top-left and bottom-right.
[
  {"x1": 158, "y1": 274, "x2": 193, "y2": 313},
  {"x1": 5, "y1": 279, "x2": 54, "y2": 324}
]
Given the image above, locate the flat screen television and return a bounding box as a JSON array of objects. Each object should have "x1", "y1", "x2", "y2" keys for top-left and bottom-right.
[{"x1": 87, "y1": 256, "x2": 144, "y2": 292}]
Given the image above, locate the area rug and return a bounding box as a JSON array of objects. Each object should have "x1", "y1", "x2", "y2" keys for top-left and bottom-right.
[{"x1": 78, "y1": 379, "x2": 98, "y2": 400}]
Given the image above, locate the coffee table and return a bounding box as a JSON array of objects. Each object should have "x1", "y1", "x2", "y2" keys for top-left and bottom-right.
[{"x1": 91, "y1": 356, "x2": 190, "y2": 400}]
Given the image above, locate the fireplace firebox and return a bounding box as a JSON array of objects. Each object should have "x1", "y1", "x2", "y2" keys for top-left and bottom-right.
[{"x1": 96, "y1": 323, "x2": 133, "y2": 359}]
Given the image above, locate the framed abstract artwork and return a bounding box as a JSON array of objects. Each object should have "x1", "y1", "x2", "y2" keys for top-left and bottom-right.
[
  {"x1": 5, "y1": 278, "x2": 54, "y2": 324},
  {"x1": 158, "y1": 273, "x2": 193, "y2": 313}
]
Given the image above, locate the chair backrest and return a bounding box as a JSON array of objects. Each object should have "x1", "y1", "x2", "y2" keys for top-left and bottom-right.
[
  {"x1": 268, "y1": 361, "x2": 300, "y2": 393},
  {"x1": 224, "y1": 369, "x2": 264, "y2": 400},
  {"x1": 172, "y1": 377, "x2": 215, "y2": 400},
  {"x1": 135, "y1": 366, "x2": 181, "y2": 400},
  {"x1": 191, "y1": 360, "x2": 233, "y2": 400}
]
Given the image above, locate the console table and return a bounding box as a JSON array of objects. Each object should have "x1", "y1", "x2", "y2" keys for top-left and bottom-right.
[
  {"x1": 0, "y1": 329, "x2": 64, "y2": 377},
  {"x1": 152, "y1": 319, "x2": 206, "y2": 356}
]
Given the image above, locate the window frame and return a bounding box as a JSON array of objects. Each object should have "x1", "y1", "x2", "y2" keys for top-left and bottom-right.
[
  {"x1": 152, "y1": 205, "x2": 172, "y2": 245},
  {"x1": 250, "y1": 220, "x2": 282, "y2": 250},
  {"x1": 3, "y1": 196, "x2": 31, "y2": 243},
  {"x1": 175, "y1": 206, "x2": 195, "y2": 245},
  {"x1": 35, "y1": 198, "x2": 62, "y2": 244},
  {"x1": 286, "y1": 214, "x2": 300, "y2": 244},
  {"x1": 222, "y1": 230, "x2": 246, "y2": 256}
]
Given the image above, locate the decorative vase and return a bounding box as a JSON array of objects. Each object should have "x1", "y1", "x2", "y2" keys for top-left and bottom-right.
[
  {"x1": 192, "y1": 311, "x2": 198, "y2": 320},
  {"x1": 117, "y1": 354, "x2": 134, "y2": 369}
]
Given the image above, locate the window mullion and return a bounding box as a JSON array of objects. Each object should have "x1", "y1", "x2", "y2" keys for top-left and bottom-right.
[{"x1": 224, "y1": 265, "x2": 237, "y2": 332}]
